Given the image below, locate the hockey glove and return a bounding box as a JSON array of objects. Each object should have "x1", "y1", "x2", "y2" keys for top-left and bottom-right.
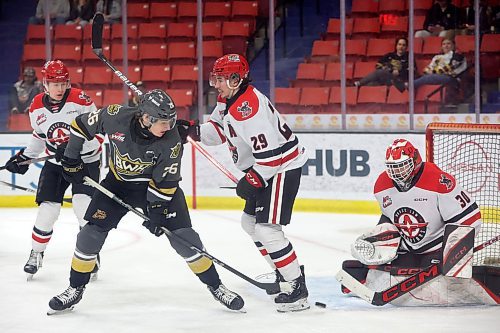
[
  {"x1": 177, "y1": 119, "x2": 200, "y2": 144},
  {"x1": 4, "y1": 148, "x2": 30, "y2": 174},
  {"x1": 143, "y1": 201, "x2": 171, "y2": 237},
  {"x1": 236, "y1": 168, "x2": 265, "y2": 200},
  {"x1": 61, "y1": 155, "x2": 86, "y2": 184},
  {"x1": 54, "y1": 141, "x2": 68, "y2": 162}
]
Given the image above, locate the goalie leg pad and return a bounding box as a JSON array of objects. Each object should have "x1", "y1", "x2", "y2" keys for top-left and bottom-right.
[{"x1": 442, "y1": 225, "x2": 475, "y2": 278}]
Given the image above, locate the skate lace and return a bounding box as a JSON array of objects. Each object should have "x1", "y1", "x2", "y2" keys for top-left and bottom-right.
[
  {"x1": 282, "y1": 280, "x2": 299, "y2": 295},
  {"x1": 27, "y1": 251, "x2": 40, "y2": 266},
  {"x1": 57, "y1": 287, "x2": 81, "y2": 305},
  {"x1": 212, "y1": 285, "x2": 236, "y2": 305}
]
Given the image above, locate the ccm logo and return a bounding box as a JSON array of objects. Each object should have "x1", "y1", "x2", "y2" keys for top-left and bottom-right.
[
  {"x1": 448, "y1": 246, "x2": 469, "y2": 265},
  {"x1": 382, "y1": 265, "x2": 439, "y2": 302}
]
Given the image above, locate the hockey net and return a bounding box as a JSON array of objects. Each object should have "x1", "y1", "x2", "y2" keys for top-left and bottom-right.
[{"x1": 426, "y1": 122, "x2": 500, "y2": 267}]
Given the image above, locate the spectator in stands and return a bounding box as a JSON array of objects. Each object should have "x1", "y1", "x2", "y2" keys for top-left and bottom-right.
[
  {"x1": 415, "y1": 0, "x2": 462, "y2": 39},
  {"x1": 95, "y1": 0, "x2": 121, "y2": 24},
  {"x1": 128, "y1": 81, "x2": 146, "y2": 107},
  {"x1": 414, "y1": 38, "x2": 467, "y2": 102},
  {"x1": 354, "y1": 37, "x2": 410, "y2": 93},
  {"x1": 460, "y1": 0, "x2": 494, "y2": 35},
  {"x1": 29, "y1": 0, "x2": 70, "y2": 25},
  {"x1": 8, "y1": 67, "x2": 43, "y2": 114},
  {"x1": 67, "y1": 0, "x2": 96, "y2": 27}
]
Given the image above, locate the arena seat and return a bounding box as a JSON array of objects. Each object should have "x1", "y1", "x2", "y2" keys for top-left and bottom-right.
[
  {"x1": 292, "y1": 63, "x2": 326, "y2": 87},
  {"x1": 275, "y1": 87, "x2": 301, "y2": 114},
  {"x1": 350, "y1": 0, "x2": 379, "y2": 18},
  {"x1": 310, "y1": 40, "x2": 339, "y2": 63},
  {"x1": 127, "y1": 3, "x2": 150, "y2": 23},
  {"x1": 138, "y1": 23, "x2": 167, "y2": 43},
  {"x1": 167, "y1": 22, "x2": 195, "y2": 42},
  {"x1": 150, "y1": 2, "x2": 177, "y2": 23},
  {"x1": 204, "y1": 2, "x2": 231, "y2": 22},
  {"x1": 202, "y1": 21, "x2": 223, "y2": 40},
  {"x1": 141, "y1": 65, "x2": 171, "y2": 89},
  {"x1": 138, "y1": 43, "x2": 168, "y2": 65},
  {"x1": 299, "y1": 87, "x2": 330, "y2": 113},
  {"x1": 167, "y1": 42, "x2": 196, "y2": 65},
  {"x1": 325, "y1": 18, "x2": 353, "y2": 40}
]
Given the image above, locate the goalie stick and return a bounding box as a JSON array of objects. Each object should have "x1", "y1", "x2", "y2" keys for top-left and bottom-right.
[
  {"x1": 83, "y1": 176, "x2": 280, "y2": 294},
  {"x1": 91, "y1": 14, "x2": 239, "y2": 185},
  {"x1": 336, "y1": 234, "x2": 500, "y2": 306}
]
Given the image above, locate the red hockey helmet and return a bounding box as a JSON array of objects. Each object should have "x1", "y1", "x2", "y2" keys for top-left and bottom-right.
[
  {"x1": 41, "y1": 60, "x2": 70, "y2": 89},
  {"x1": 385, "y1": 139, "x2": 422, "y2": 186},
  {"x1": 209, "y1": 54, "x2": 249, "y2": 88}
]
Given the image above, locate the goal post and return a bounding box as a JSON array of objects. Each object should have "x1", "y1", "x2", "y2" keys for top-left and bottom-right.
[{"x1": 426, "y1": 122, "x2": 500, "y2": 267}]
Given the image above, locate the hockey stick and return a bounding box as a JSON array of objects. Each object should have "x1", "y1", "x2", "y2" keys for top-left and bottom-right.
[
  {"x1": 336, "y1": 234, "x2": 500, "y2": 306},
  {"x1": 0, "y1": 155, "x2": 55, "y2": 171},
  {"x1": 83, "y1": 176, "x2": 280, "y2": 294},
  {"x1": 0, "y1": 180, "x2": 72, "y2": 203},
  {"x1": 91, "y1": 13, "x2": 143, "y2": 97},
  {"x1": 187, "y1": 137, "x2": 239, "y2": 184},
  {"x1": 91, "y1": 13, "x2": 239, "y2": 185}
]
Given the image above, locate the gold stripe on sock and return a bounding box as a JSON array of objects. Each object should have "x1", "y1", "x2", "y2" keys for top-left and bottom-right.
[{"x1": 187, "y1": 257, "x2": 213, "y2": 274}]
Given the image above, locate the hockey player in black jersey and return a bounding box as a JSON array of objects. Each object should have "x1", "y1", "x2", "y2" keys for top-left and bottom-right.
[{"x1": 47, "y1": 89, "x2": 244, "y2": 314}]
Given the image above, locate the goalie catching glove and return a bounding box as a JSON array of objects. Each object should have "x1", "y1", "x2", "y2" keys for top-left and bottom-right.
[
  {"x1": 176, "y1": 119, "x2": 200, "y2": 144},
  {"x1": 143, "y1": 201, "x2": 171, "y2": 237},
  {"x1": 351, "y1": 223, "x2": 401, "y2": 265},
  {"x1": 4, "y1": 148, "x2": 30, "y2": 174},
  {"x1": 236, "y1": 168, "x2": 266, "y2": 200}
]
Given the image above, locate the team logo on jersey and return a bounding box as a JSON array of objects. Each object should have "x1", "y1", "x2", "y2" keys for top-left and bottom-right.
[
  {"x1": 439, "y1": 174, "x2": 453, "y2": 190},
  {"x1": 79, "y1": 91, "x2": 91, "y2": 104},
  {"x1": 110, "y1": 132, "x2": 125, "y2": 142},
  {"x1": 113, "y1": 146, "x2": 154, "y2": 176},
  {"x1": 36, "y1": 113, "x2": 47, "y2": 126},
  {"x1": 382, "y1": 196, "x2": 392, "y2": 208},
  {"x1": 170, "y1": 142, "x2": 181, "y2": 159},
  {"x1": 92, "y1": 209, "x2": 107, "y2": 220},
  {"x1": 107, "y1": 104, "x2": 122, "y2": 115},
  {"x1": 393, "y1": 207, "x2": 428, "y2": 244},
  {"x1": 237, "y1": 101, "x2": 252, "y2": 118},
  {"x1": 47, "y1": 122, "x2": 70, "y2": 145}
]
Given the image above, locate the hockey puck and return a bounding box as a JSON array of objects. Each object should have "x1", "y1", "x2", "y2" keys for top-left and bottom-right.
[{"x1": 314, "y1": 302, "x2": 326, "y2": 308}]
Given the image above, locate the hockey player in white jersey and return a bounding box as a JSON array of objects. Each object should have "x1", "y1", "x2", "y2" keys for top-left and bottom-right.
[
  {"x1": 341, "y1": 139, "x2": 499, "y2": 305},
  {"x1": 2, "y1": 60, "x2": 102, "y2": 280},
  {"x1": 179, "y1": 54, "x2": 310, "y2": 312}
]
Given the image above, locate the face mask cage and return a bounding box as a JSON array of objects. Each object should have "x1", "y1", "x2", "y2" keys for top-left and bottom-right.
[{"x1": 386, "y1": 157, "x2": 415, "y2": 185}]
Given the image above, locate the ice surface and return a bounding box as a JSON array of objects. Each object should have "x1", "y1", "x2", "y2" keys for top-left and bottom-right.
[{"x1": 0, "y1": 208, "x2": 498, "y2": 333}]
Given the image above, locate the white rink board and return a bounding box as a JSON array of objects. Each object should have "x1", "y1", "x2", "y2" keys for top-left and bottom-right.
[
  {"x1": 0, "y1": 133, "x2": 425, "y2": 200},
  {"x1": 192, "y1": 133, "x2": 426, "y2": 200}
]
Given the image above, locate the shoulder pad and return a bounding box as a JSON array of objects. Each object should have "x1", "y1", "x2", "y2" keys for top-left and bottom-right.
[
  {"x1": 374, "y1": 171, "x2": 394, "y2": 194},
  {"x1": 68, "y1": 88, "x2": 94, "y2": 106},
  {"x1": 416, "y1": 163, "x2": 456, "y2": 193},
  {"x1": 228, "y1": 87, "x2": 259, "y2": 121},
  {"x1": 28, "y1": 93, "x2": 45, "y2": 113}
]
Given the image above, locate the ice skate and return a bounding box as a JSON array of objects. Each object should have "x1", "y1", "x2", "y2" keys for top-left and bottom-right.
[
  {"x1": 207, "y1": 283, "x2": 245, "y2": 311},
  {"x1": 90, "y1": 254, "x2": 100, "y2": 282},
  {"x1": 24, "y1": 250, "x2": 43, "y2": 281},
  {"x1": 47, "y1": 285, "x2": 86, "y2": 315},
  {"x1": 275, "y1": 267, "x2": 310, "y2": 312}
]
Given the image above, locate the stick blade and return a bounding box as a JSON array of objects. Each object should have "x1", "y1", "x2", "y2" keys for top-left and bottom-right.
[{"x1": 91, "y1": 13, "x2": 104, "y2": 51}]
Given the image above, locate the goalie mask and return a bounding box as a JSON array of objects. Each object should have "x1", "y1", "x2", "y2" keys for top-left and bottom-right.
[
  {"x1": 385, "y1": 139, "x2": 422, "y2": 188},
  {"x1": 139, "y1": 89, "x2": 177, "y2": 129},
  {"x1": 209, "y1": 54, "x2": 249, "y2": 90},
  {"x1": 41, "y1": 60, "x2": 70, "y2": 91}
]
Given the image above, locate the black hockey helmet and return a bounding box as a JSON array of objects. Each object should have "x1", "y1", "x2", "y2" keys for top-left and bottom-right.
[{"x1": 139, "y1": 89, "x2": 177, "y2": 128}]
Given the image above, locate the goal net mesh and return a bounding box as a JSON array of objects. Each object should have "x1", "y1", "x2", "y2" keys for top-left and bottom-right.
[{"x1": 427, "y1": 123, "x2": 499, "y2": 266}]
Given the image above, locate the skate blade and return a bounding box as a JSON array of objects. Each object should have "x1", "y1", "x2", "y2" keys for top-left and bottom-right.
[
  {"x1": 90, "y1": 272, "x2": 98, "y2": 282},
  {"x1": 26, "y1": 273, "x2": 34, "y2": 281},
  {"x1": 276, "y1": 299, "x2": 310, "y2": 313},
  {"x1": 47, "y1": 306, "x2": 75, "y2": 316}
]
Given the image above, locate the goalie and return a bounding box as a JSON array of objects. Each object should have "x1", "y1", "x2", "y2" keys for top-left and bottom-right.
[{"x1": 341, "y1": 139, "x2": 499, "y2": 306}]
